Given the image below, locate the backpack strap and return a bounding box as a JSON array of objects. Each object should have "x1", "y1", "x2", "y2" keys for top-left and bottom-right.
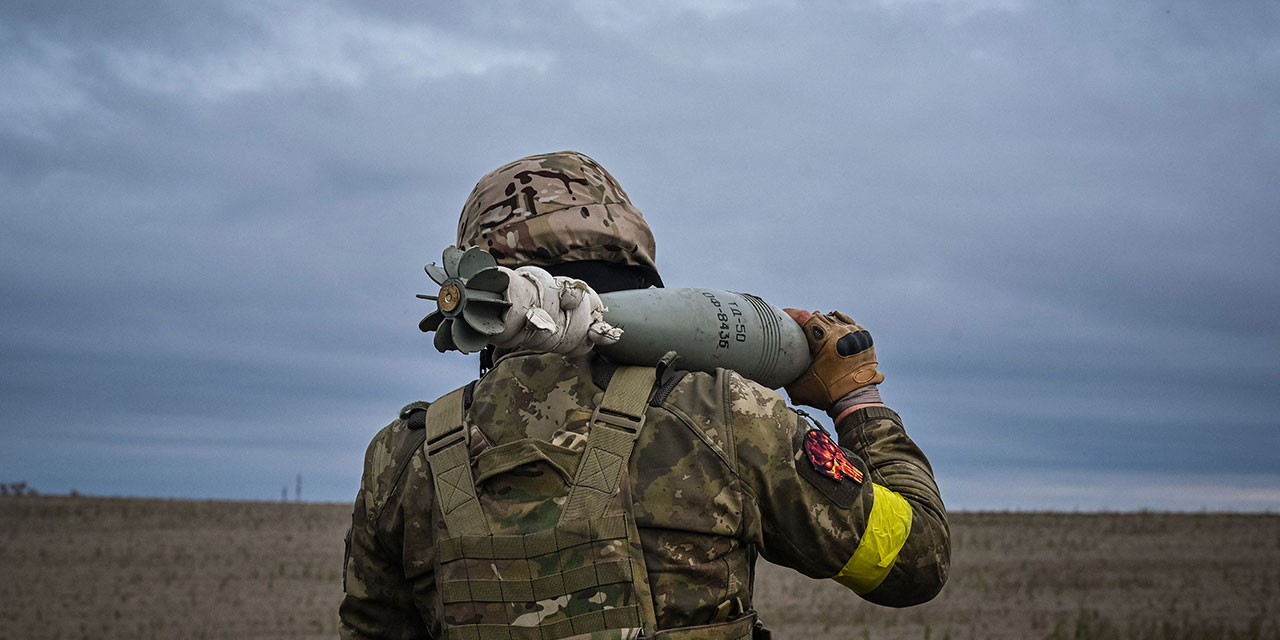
[
  {"x1": 559, "y1": 364, "x2": 661, "y2": 636},
  {"x1": 558, "y1": 365, "x2": 657, "y2": 524},
  {"x1": 425, "y1": 386, "x2": 491, "y2": 536}
]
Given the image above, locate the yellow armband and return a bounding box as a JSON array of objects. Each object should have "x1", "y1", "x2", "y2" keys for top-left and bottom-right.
[{"x1": 832, "y1": 484, "x2": 913, "y2": 594}]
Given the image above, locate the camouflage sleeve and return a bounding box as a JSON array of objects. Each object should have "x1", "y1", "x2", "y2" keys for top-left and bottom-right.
[
  {"x1": 728, "y1": 374, "x2": 948, "y2": 607},
  {"x1": 338, "y1": 420, "x2": 430, "y2": 640},
  {"x1": 835, "y1": 405, "x2": 950, "y2": 607}
]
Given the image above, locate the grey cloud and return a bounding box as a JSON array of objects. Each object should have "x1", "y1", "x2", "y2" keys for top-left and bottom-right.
[{"x1": 1, "y1": 1, "x2": 1276, "y2": 508}]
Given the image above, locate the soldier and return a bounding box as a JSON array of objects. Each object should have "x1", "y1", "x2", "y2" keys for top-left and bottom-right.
[{"x1": 339, "y1": 151, "x2": 949, "y2": 639}]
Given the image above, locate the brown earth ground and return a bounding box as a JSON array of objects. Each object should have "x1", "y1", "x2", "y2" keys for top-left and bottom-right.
[{"x1": 0, "y1": 497, "x2": 1276, "y2": 640}]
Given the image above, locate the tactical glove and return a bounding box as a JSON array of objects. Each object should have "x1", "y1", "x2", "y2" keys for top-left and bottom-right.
[{"x1": 783, "y1": 309, "x2": 885, "y2": 411}]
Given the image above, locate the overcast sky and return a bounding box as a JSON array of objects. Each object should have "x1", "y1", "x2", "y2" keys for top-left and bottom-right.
[{"x1": 2, "y1": 0, "x2": 1277, "y2": 510}]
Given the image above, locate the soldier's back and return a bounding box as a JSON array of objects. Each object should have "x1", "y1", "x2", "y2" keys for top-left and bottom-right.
[{"x1": 348, "y1": 351, "x2": 815, "y2": 637}]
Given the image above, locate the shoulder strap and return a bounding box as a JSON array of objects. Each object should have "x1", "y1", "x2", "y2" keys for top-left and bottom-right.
[
  {"x1": 558, "y1": 365, "x2": 657, "y2": 524},
  {"x1": 424, "y1": 387, "x2": 491, "y2": 536}
]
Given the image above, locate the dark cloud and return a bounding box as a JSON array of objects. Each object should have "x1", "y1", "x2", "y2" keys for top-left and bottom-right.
[{"x1": 1, "y1": 1, "x2": 1276, "y2": 508}]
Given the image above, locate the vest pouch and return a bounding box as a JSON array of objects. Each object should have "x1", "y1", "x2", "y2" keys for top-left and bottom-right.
[
  {"x1": 437, "y1": 513, "x2": 649, "y2": 639},
  {"x1": 472, "y1": 439, "x2": 580, "y2": 486},
  {"x1": 426, "y1": 366, "x2": 664, "y2": 640}
]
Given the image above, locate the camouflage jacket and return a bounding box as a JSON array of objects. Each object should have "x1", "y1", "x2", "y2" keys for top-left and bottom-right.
[{"x1": 339, "y1": 352, "x2": 949, "y2": 638}]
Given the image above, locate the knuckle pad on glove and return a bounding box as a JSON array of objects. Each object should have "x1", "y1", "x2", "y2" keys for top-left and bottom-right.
[{"x1": 835, "y1": 330, "x2": 873, "y2": 357}]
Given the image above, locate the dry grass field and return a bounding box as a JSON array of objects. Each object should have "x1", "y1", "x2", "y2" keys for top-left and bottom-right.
[{"x1": 1, "y1": 497, "x2": 1276, "y2": 639}]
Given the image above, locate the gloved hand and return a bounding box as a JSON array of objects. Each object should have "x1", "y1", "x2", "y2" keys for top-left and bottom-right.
[
  {"x1": 783, "y1": 309, "x2": 884, "y2": 411},
  {"x1": 490, "y1": 266, "x2": 622, "y2": 356}
]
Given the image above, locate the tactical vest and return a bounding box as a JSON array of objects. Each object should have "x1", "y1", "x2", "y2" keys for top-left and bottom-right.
[{"x1": 423, "y1": 365, "x2": 760, "y2": 640}]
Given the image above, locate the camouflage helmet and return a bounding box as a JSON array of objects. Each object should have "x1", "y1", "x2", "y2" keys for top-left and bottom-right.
[{"x1": 456, "y1": 151, "x2": 663, "y2": 287}]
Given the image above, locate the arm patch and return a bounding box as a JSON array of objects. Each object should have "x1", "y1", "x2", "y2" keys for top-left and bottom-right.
[{"x1": 795, "y1": 428, "x2": 866, "y2": 509}]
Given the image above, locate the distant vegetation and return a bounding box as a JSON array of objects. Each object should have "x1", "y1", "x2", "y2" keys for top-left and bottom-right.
[
  {"x1": 0, "y1": 497, "x2": 1276, "y2": 639},
  {"x1": 0, "y1": 481, "x2": 38, "y2": 496}
]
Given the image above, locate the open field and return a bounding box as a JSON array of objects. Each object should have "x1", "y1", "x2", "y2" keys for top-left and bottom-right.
[{"x1": 1, "y1": 497, "x2": 1276, "y2": 639}]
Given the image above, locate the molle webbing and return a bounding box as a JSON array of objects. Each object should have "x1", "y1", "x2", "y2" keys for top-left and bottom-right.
[
  {"x1": 439, "y1": 514, "x2": 629, "y2": 563},
  {"x1": 439, "y1": 515, "x2": 637, "y2": 609},
  {"x1": 441, "y1": 558, "x2": 634, "y2": 604},
  {"x1": 444, "y1": 609, "x2": 644, "y2": 640},
  {"x1": 650, "y1": 613, "x2": 758, "y2": 640}
]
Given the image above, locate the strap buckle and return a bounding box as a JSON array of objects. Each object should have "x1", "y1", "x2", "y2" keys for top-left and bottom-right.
[
  {"x1": 426, "y1": 424, "x2": 467, "y2": 455},
  {"x1": 590, "y1": 406, "x2": 644, "y2": 436}
]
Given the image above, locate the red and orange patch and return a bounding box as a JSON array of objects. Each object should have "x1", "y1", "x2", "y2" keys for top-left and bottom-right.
[{"x1": 803, "y1": 429, "x2": 863, "y2": 483}]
